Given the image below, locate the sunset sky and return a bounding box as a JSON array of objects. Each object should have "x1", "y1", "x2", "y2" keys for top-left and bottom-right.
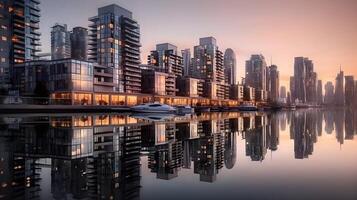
[{"x1": 40, "y1": 0, "x2": 357, "y2": 89}]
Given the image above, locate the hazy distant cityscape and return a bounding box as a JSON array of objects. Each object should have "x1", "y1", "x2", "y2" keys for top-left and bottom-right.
[{"x1": 0, "y1": 2, "x2": 356, "y2": 108}]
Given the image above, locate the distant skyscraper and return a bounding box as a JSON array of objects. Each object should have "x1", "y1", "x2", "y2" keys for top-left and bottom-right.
[
  {"x1": 70, "y1": 27, "x2": 88, "y2": 60},
  {"x1": 290, "y1": 76, "x2": 295, "y2": 101},
  {"x1": 293, "y1": 57, "x2": 317, "y2": 104},
  {"x1": 0, "y1": 0, "x2": 41, "y2": 89},
  {"x1": 354, "y1": 81, "x2": 357, "y2": 107},
  {"x1": 280, "y1": 86, "x2": 287, "y2": 99},
  {"x1": 335, "y1": 69, "x2": 344, "y2": 106},
  {"x1": 294, "y1": 57, "x2": 307, "y2": 103},
  {"x1": 305, "y1": 59, "x2": 317, "y2": 103},
  {"x1": 193, "y1": 37, "x2": 224, "y2": 83},
  {"x1": 89, "y1": 4, "x2": 141, "y2": 93},
  {"x1": 317, "y1": 80, "x2": 323, "y2": 105},
  {"x1": 223, "y1": 48, "x2": 237, "y2": 85},
  {"x1": 181, "y1": 49, "x2": 191, "y2": 76},
  {"x1": 345, "y1": 76, "x2": 354, "y2": 107},
  {"x1": 245, "y1": 55, "x2": 267, "y2": 91},
  {"x1": 324, "y1": 81, "x2": 335, "y2": 105},
  {"x1": 51, "y1": 24, "x2": 71, "y2": 59},
  {"x1": 268, "y1": 65, "x2": 279, "y2": 103},
  {"x1": 148, "y1": 43, "x2": 183, "y2": 77}
]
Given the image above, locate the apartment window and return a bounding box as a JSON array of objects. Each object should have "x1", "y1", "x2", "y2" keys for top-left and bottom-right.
[
  {"x1": 1, "y1": 36, "x2": 7, "y2": 41},
  {"x1": 1, "y1": 58, "x2": 5, "y2": 63}
]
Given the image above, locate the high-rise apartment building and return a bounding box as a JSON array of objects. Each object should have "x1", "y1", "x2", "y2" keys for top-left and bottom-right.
[
  {"x1": 89, "y1": 4, "x2": 141, "y2": 93},
  {"x1": 223, "y1": 48, "x2": 237, "y2": 85},
  {"x1": 268, "y1": 65, "x2": 279, "y2": 103},
  {"x1": 51, "y1": 24, "x2": 71, "y2": 59},
  {"x1": 181, "y1": 49, "x2": 191, "y2": 76},
  {"x1": 148, "y1": 43, "x2": 183, "y2": 77},
  {"x1": 324, "y1": 81, "x2": 334, "y2": 105},
  {"x1": 335, "y1": 69, "x2": 344, "y2": 106},
  {"x1": 0, "y1": 0, "x2": 41, "y2": 89},
  {"x1": 293, "y1": 57, "x2": 317, "y2": 104},
  {"x1": 345, "y1": 76, "x2": 354, "y2": 107},
  {"x1": 280, "y1": 86, "x2": 287, "y2": 99},
  {"x1": 193, "y1": 37, "x2": 224, "y2": 83},
  {"x1": 293, "y1": 57, "x2": 307, "y2": 103},
  {"x1": 245, "y1": 54, "x2": 267, "y2": 101},
  {"x1": 290, "y1": 76, "x2": 295, "y2": 101},
  {"x1": 305, "y1": 59, "x2": 317, "y2": 103},
  {"x1": 317, "y1": 80, "x2": 323, "y2": 105},
  {"x1": 245, "y1": 55, "x2": 267, "y2": 91},
  {"x1": 71, "y1": 27, "x2": 88, "y2": 60}
]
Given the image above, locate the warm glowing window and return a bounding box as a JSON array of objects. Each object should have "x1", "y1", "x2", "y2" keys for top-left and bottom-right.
[
  {"x1": 126, "y1": 96, "x2": 137, "y2": 106},
  {"x1": 111, "y1": 95, "x2": 125, "y2": 106},
  {"x1": 1, "y1": 36, "x2": 7, "y2": 41},
  {"x1": 95, "y1": 94, "x2": 109, "y2": 105}
]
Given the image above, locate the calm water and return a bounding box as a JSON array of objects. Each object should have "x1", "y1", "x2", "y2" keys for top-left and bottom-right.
[{"x1": 0, "y1": 109, "x2": 356, "y2": 200}]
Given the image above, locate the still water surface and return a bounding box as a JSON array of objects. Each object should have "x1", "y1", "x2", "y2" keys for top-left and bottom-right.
[{"x1": 0, "y1": 109, "x2": 356, "y2": 200}]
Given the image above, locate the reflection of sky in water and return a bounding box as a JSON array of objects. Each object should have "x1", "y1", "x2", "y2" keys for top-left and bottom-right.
[{"x1": 0, "y1": 109, "x2": 356, "y2": 200}]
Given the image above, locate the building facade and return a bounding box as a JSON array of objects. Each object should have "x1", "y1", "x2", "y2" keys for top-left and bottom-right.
[
  {"x1": 0, "y1": 0, "x2": 41, "y2": 89},
  {"x1": 193, "y1": 37, "x2": 224, "y2": 83},
  {"x1": 70, "y1": 27, "x2": 88, "y2": 60},
  {"x1": 223, "y1": 48, "x2": 237, "y2": 85},
  {"x1": 345, "y1": 76, "x2": 354, "y2": 107},
  {"x1": 268, "y1": 65, "x2": 279, "y2": 103},
  {"x1": 335, "y1": 69, "x2": 344, "y2": 106},
  {"x1": 324, "y1": 81, "x2": 334, "y2": 105},
  {"x1": 245, "y1": 55, "x2": 267, "y2": 101},
  {"x1": 181, "y1": 48, "x2": 191, "y2": 76},
  {"x1": 317, "y1": 80, "x2": 323, "y2": 105},
  {"x1": 51, "y1": 24, "x2": 71, "y2": 60},
  {"x1": 148, "y1": 43, "x2": 183, "y2": 77},
  {"x1": 89, "y1": 4, "x2": 141, "y2": 93}
]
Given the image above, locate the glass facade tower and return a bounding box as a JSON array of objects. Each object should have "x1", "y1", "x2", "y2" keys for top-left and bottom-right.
[{"x1": 89, "y1": 4, "x2": 141, "y2": 93}]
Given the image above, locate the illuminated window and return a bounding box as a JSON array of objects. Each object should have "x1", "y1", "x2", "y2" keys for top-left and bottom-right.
[
  {"x1": 1, "y1": 36, "x2": 7, "y2": 41},
  {"x1": 126, "y1": 96, "x2": 137, "y2": 106},
  {"x1": 1, "y1": 58, "x2": 5, "y2": 63}
]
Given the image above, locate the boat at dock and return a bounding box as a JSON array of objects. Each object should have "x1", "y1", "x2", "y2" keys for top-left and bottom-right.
[
  {"x1": 130, "y1": 102, "x2": 176, "y2": 113},
  {"x1": 237, "y1": 103, "x2": 258, "y2": 111},
  {"x1": 175, "y1": 105, "x2": 194, "y2": 114}
]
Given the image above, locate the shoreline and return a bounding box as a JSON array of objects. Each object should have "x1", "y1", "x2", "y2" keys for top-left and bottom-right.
[{"x1": 0, "y1": 104, "x2": 347, "y2": 114}]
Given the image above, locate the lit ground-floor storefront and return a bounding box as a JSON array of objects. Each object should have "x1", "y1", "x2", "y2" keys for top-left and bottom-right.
[{"x1": 51, "y1": 92, "x2": 242, "y2": 107}]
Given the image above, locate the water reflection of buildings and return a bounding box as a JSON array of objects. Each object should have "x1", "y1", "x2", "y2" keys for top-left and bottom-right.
[
  {"x1": 0, "y1": 110, "x2": 357, "y2": 198},
  {"x1": 0, "y1": 115, "x2": 142, "y2": 199}
]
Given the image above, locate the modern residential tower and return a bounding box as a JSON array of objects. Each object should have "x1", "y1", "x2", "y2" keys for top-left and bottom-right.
[
  {"x1": 70, "y1": 27, "x2": 88, "y2": 60},
  {"x1": 181, "y1": 48, "x2": 191, "y2": 76},
  {"x1": 0, "y1": 0, "x2": 41, "y2": 89},
  {"x1": 89, "y1": 4, "x2": 141, "y2": 93},
  {"x1": 148, "y1": 43, "x2": 183, "y2": 77},
  {"x1": 51, "y1": 24, "x2": 71, "y2": 59},
  {"x1": 345, "y1": 76, "x2": 354, "y2": 107},
  {"x1": 193, "y1": 37, "x2": 224, "y2": 83},
  {"x1": 268, "y1": 65, "x2": 279, "y2": 103},
  {"x1": 223, "y1": 48, "x2": 237, "y2": 85},
  {"x1": 245, "y1": 54, "x2": 267, "y2": 101},
  {"x1": 335, "y1": 69, "x2": 344, "y2": 106},
  {"x1": 324, "y1": 81, "x2": 334, "y2": 105}
]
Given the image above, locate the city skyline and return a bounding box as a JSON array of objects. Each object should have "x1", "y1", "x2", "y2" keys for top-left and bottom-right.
[{"x1": 39, "y1": 0, "x2": 357, "y2": 88}]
